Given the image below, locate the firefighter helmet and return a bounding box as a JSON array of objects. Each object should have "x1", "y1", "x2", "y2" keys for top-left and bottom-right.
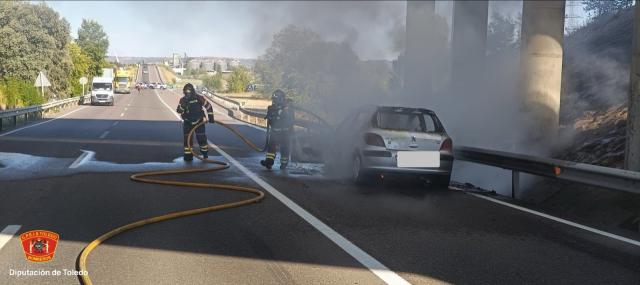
[
  {"x1": 183, "y1": 83, "x2": 196, "y2": 96},
  {"x1": 272, "y1": 89, "x2": 286, "y2": 105}
]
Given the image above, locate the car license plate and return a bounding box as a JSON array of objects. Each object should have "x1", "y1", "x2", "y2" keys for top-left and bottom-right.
[{"x1": 397, "y1": 151, "x2": 440, "y2": 168}]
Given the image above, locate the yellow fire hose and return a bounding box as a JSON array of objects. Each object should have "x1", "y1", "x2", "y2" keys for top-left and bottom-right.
[{"x1": 76, "y1": 119, "x2": 267, "y2": 285}]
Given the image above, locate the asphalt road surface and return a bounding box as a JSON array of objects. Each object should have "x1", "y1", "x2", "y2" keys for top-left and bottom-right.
[{"x1": 0, "y1": 66, "x2": 638, "y2": 285}]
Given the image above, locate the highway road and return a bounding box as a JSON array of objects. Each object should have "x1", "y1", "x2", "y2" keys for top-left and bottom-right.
[{"x1": 0, "y1": 66, "x2": 638, "y2": 285}]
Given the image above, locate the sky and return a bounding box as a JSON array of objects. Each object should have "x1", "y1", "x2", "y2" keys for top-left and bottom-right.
[{"x1": 45, "y1": 1, "x2": 589, "y2": 60}]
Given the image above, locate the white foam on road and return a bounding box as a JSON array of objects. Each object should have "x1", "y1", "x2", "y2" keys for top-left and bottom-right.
[
  {"x1": 155, "y1": 89, "x2": 411, "y2": 285},
  {"x1": 470, "y1": 193, "x2": 640, "y2": 247},
  {"x1": 0, "y1": 225, "x2": 21, "y2": 253}
]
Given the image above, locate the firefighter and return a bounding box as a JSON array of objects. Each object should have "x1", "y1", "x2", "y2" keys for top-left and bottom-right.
[
  {"x1": 261, "y1": 89, "x2": 294, "y2": 170},
  {"x1": 176, "y1": 83, "x2": 214, "y2": 161}
]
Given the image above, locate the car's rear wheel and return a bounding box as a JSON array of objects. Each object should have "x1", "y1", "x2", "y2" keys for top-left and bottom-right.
[{"x1": 352, "y1": 155, "x2": 367, "y2": 185}]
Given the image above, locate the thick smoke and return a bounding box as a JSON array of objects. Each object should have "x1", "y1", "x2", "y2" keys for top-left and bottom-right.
[
  {"x1": 251, "y1": 1, "x2": 536, "y2": 194},
  {"x1": 247, "y1": 1, "x2": 406, "y2": 60}
]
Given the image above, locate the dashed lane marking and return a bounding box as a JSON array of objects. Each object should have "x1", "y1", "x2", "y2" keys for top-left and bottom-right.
[
  {"x1": 0, "y1": 225, "x2": 21, "y2": 252},
  {"x1": 99, "y1": 130, "x2": 110, "y2": 139},
  {"x1": 68, "y1": 150, "x2": 95, "y2": 169}
]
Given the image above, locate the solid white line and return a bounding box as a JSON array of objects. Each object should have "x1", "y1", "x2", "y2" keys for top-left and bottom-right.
[
  {"x1": 99, "y1": 131, "x2": 110, "y2": 139},
  {"x1": 470, "y1": 193, "x2": 640, "y2": 247},
  {"x1": 0, "y1": 225, "x2": 21, "y2": 252},
  {"x1": 68, "y1": 150, "x2": 95, "y2": 169},
  {"x1": 154, "y1": 90, "x2": 181, "y2": 120},
  {"x1": 0, "y1": 106, "x2": 88, "y2": 137},
  {"x1": 119, "y1": 112, "x2": 125, "y2": 117},
  {"x1": 155, "y1": 90, "x2": 410, "y2": 285}
]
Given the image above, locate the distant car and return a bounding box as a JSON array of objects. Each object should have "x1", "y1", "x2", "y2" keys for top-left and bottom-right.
[
  {"x1": 158, "y1": 83, "x2": 167, "y2": 90},
  {"x1": 148, "y1": 83, "x2": 156, "y2": 89},
  {"x1": 143, "y1": 70, "x2": 148, "y2": 74},
  {"x1": 328, "y1": 105, "x2": 453, "y2": 187}
]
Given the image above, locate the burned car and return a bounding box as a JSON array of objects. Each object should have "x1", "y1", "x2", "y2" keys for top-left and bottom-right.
[{"x1": 327, "y1": 105, "x2": 453, "y2": 187}]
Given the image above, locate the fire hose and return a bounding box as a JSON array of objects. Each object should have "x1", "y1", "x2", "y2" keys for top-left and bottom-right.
[{"x1": 76, "y1": 119, "x2": 269, "y2": 285}]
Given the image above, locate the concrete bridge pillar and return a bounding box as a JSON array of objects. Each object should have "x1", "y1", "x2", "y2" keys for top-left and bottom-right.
[
  {"x1": 519, "y1": 1, "x2": 565, "y2": 145},
  {"x1": 451, "y1": 1, "x2": 488, "y2": 85},
  {"x1": 403, "y1": 0, "x2": 436, "y2": 97},
  {"x1": 626, "y1": 3, "x2": 640, "y2": 171}
]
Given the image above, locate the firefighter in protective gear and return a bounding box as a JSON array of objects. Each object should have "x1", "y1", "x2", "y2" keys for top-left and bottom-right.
[
  {"x1": 176, "y1": 83, "x2": 214, "y2": 161},
  {"x1": 261, "y1": 89, "x2": 294, "y2": 170}
]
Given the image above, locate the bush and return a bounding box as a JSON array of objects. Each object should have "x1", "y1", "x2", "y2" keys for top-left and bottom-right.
[
  {"x1": 228, "y1": 67, "x2": 251, "y2": 93},
  {"x1": 0, "y1": 77, "x2": 44, "y2": 108},
  {"x1": 203, "y1": 73, "x2": 223, "y2": 91}
]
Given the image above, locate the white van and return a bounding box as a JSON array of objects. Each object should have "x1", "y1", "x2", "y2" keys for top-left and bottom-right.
[{"x1": 91, "y1": 77, "x2": 114, "y2": 106}]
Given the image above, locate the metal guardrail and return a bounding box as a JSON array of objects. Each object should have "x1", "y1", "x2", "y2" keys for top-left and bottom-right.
[
  {"x1": 201, "y1": 91, "x2": 268, "y2": 127},
  {"x1": 455, "y1": 146, "x2": 640, "y2": 198},
  {"x1": 0, "y1": 97, "x2": 81, "y2": 131}
]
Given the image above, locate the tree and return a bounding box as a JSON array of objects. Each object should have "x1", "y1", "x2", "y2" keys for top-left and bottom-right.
[
  {"x1": 227, "y1": 67, "x2": 251, "y2": 93},
  {"x1": 77, "y1": 19, "x2": 109, "y2": 76},
  {"x1": 68, "y1": 41, "x2": 91, "y2": 96},
  {"x1": 487, "y1": 12, "x2": 520, "y2": 56},
  {"x1": 0, "y1": 1, "x2": 73, "y2": 97},
  {"x1": 582, "y1": 0, "x2": 634, "y2": 17},
  {"x1": 253, "y1": 25, "x2": 391, "y2": 119}
]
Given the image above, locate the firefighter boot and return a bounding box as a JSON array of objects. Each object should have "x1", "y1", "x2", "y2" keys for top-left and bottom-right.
[
  {"x1": 280, "y1": 157, "x2": 289, "y2": 170},
  {"x1": 200, "y1": 145, "x2": 209, "y2": 159},
  {"x1": 260, "y1": 158, "x2": 274, "y2": 170},
  {"x1": 184, "y1": 147, "x2": 193, "y2": 162}
]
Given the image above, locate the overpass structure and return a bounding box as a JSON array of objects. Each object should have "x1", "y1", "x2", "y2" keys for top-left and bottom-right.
[{"x1": 402, "y1": 0, "x2": 640, "y2": 171}]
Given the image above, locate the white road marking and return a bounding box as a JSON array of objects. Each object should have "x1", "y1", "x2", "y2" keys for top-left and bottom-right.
[
  {"x1": 112, "y1": 121, "x2": 119, "y2": 127},
  {"x1": 69, "y1": 150, "x2": 95, "y2": 169},
  {"x1": 0, "y1": 225, "x2": 21, "y2": 252},
  {"x1": 156, "y1": 89, "x2": 411, "y2": 285},
  {"x1": 470, "y1": 193, "x2": 640, "y2": 247},
  {"x1": 0, "y1": 106, "x2": 88, "y2": 137},
  {"x1": 120, "y1": 112, "x2": 125, "y2": 117},
  {"x1": 99, "y1": 131, "x2": 110, "y2": 139},
  {"x1": 124, "y1": 107, "x2": 128, "y2": 111}
]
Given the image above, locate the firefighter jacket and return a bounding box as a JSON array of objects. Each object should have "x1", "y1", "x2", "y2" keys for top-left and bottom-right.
[
  {"x1": 177, "y1": 94, "x2": 214, "y2": 123},
  {"x1": 265, "y1": 104, "x2": 293, "y2": 131}
]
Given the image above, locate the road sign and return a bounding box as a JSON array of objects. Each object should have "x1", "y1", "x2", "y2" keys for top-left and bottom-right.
[
  {"x1": 34, "y1": 71, "x2": 51, "y2": 87},
  {"x1": 79, "y1": 77, "x2": 88, "y2": 85}
]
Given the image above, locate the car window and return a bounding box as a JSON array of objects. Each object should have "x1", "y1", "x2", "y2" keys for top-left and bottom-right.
[{"x1": 376, "y1": 110, "x2": 438, "y2": 133}]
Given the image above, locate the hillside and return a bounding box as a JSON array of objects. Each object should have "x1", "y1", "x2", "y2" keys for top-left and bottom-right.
[{"x1": 561, "y1": 7, "x2": 633, "y2": 123}]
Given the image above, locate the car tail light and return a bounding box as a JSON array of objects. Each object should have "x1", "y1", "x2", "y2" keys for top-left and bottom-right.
[
  {"x1": 364, "y1": 133, "x2": 385, "y2": 147},
  {"x1": 440, "y1": 138, "x2": 452, "y2": 152}
]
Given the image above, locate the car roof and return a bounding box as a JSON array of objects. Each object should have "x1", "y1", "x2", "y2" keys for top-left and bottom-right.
[{"x1": 376, "y1": 106, "x2": 436, "y2": 114}]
